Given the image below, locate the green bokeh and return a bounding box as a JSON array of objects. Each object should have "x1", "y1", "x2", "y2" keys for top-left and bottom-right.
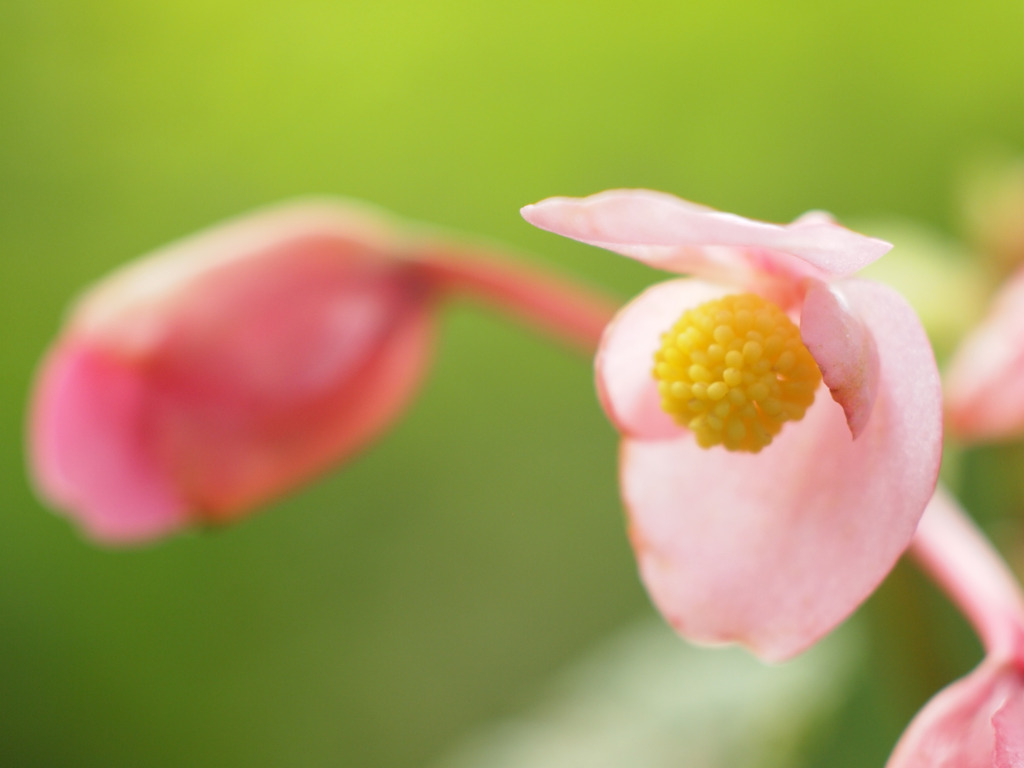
[{"x1": 3, "y1": 1, "x2": 1023, "y2": 765}]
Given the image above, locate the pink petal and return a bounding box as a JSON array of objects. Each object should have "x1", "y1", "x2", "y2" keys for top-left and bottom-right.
[
  {"x1": 595, "y1": 278, "x2": 731, "y2": 440},
  {"x1": 993, "y1": 687, "x2": 1024, "y2": 767},
  {"x1": 946, "y1": 267, "x2": 1024, "y2": 443},
  {"x1": 28, "y1": 341, "x2": 188, "y2": 543},
  {"x1": 887, "y1": 660, "x2": 1024, "y2": 768},
  {"x1": 621, "y1": 279, "x2": 941, "y2": 661},
  {"x1": 521, "y1": 189, "x2": 892, "y2": 283},
  {"x1": 800, "y1": 280, "x2": 880, "y2": 439}
]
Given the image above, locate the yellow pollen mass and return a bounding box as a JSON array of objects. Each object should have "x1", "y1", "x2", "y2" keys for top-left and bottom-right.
[{"x1": 653, "y1": 293, "x2": 822, "y2": 453}]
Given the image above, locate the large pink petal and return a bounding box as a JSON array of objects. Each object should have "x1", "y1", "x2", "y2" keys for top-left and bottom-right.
[
  {"x1": 800, "y1": 280, "x2": 880, "y2": 439},
  {"x1": 887, "y1": 660, "x2": 1024, "y2": 768},
  {"x1": 521, "y1": 189, "x2": 892, "y2": 283},
  {"x1": 621, "y1": 279, "x2": 941, "y2": 661},
  {"x1": 946, "y1": 267, "x2": 1024, "y2": 443},
  {"x1": 28, "y1": 341, "x2": 188, "y2": 543},
  {"x1": 595, "y1": 278, "x2": 730, "y2": 440}
]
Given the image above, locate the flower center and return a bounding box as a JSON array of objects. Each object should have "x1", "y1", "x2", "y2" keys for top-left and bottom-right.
[{"x1": 652, "y1": 293, "x2": 821, "y2": 452}]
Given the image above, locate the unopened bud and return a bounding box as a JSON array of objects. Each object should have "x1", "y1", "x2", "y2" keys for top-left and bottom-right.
[{"x1": 29, "y1": 200, "x2": 437, "y2": 543}]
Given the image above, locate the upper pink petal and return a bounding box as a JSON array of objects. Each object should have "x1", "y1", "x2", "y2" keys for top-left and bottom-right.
[
  {"x1": 521, "y1": 189, "x2": 892, "y2": 284},
  {"x1": 887, "y1": 660, "x2": 1024, "y2": 768},
  {"x1": 621, "y1": 279, "x2": 941, "y2": 661},
  {"x1": 946, "y1": 266, "x2": 1024, "y2": 443},
  {"x1": 800, "y1": 279, "x2": 880, "y2": 439},
  {"x1": 596, "y1": 278, "x2": 731, "y2": 440},
  {"x1": 28, "y1": 340, "x2": 188, "y2": 543}
]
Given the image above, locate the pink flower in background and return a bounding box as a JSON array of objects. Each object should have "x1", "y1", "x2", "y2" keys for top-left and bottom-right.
[
  {"x1": 892, "y1": 486, "x2": 1024, "y2": 767},
  {"x1": 29, "y1": 201, "x2": 438, "y2": 543},
  {"x1": 523, "y1": 189, "x2": 943, "y2": 661},
  {"x1": 887, "y1": 659, "x2": 1024, "y2": 768},
  {"x1": 946, "y1": 266, "x2": 1024, "y2": 443}
]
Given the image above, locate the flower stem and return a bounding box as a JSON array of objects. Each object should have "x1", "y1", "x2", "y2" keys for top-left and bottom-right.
[
  {"x1": 415, "y1": 249, "x2": 619, "y2": 354},
  {"x1": 910, "y1": 485, "x2": 1024, "y2": 663}
]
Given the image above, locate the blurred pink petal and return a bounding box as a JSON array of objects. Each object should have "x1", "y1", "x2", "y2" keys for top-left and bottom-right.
[
  {"x1": 29, "y1": 200, "x2": 438, "y2": 543},
  {"x1": 887, "y1": 659, "x2": 1024, "y2": 768},
  {"x1": 946, "y1": 266, "x2": 1024, "y2": 443},
  {"x1": 30, "y1": 341, "x2": 188, "y2": 543},
  {"x1": 523, "y1": 190, "x2": 941, "y2": 659}
]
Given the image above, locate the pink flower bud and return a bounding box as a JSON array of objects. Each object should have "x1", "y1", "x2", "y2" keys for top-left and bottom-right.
[{"x1": 29, "y1": 201, "x2": 437, "y2": 544}]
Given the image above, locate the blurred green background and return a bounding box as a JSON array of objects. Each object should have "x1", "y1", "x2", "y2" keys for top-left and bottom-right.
[{"x1": 3, "y1": 0, "x2": 1024, "y2": 765}]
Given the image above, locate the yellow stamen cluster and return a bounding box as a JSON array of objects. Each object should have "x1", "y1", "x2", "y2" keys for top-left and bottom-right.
[{"x1": 653, "y1": 293, "x2": 822, "y2": 452}]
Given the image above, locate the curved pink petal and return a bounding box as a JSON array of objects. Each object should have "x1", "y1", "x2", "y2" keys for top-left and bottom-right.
[
  {"x1": 621, "y1": 279, "x2": 941, "y2": 661},
  {"x1": 887, "y1": 660, "x2": 1024, "y2": 768},
  {"x1": 595, "y1": 278, "x2": 731, "y2": 440},
  {"x1": 521, "y1": 189, "x2": 892, "y2": 283},
  {"x1": 946, "y1": 267, "x2": 1024, "y2": 443},
  {"x1": 800, "y1": 280, "x2": 880, "y2": 439},
  {"x1": 28, "y1": 341, "x2": 188, "y2": 543}
]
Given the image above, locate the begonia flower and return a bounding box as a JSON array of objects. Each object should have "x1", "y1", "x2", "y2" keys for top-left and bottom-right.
[
  {"x1": 29, "y1": 200, "x2": 439, "y2": 544},
  {"x1": 945, "y1": 265, "x2": 1024, "y2": 443},
  {"x1": 522, "y1": 189, "x2": 943, "y2": 661}
]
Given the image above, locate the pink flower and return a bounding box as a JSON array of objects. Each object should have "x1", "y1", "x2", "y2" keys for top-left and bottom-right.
[
  {"x1": 945, "y1": 266, "x2": 1024, "y2": 443},
  {"x1": 29, "y1": 200, "x2": 437, "y2": 544},
  {"x1": 887, "y1": 658, "x2": 1024, "y2": 768},
  {"x1": 893, "y1": 486, "x2": 1024, "y2": 767},
  {"x1": 522, "y1": 189, "x2": 943, "y2": 661}
]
